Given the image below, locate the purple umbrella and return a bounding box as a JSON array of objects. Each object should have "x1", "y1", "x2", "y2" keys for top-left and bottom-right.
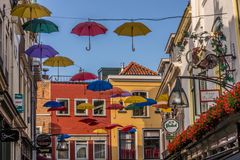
[
  {"x1": 110, "y1": 91, "x2": 131, "y2": 98},
  {"x1": 25, "y1": 44, "x2": 59, "y2": 58}
]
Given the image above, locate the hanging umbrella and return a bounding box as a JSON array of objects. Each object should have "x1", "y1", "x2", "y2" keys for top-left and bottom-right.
[
  {"x1": 110, "y1": 91, "x2": 131, "y2": 98},
  {"x1": 128, "y1": 128, "x2": 136, "y2": 133},
  {"x1": 124, "y1": 96, "x2": 147, "y2": 104},
  {"x1": 125, "y1": 104, "x2": 144, "y2": 110},
  {"x1": 121, "y1": 125, "x2": 135, "y2": 132},
  {"x1": 152, "y1": 104, "x2": 169, "y2": 109},
  {"x1": 87, "y1": 80, "x2": 113, "y2": 92},
  {"x1": 132, "y1": 98, "x2": 157, "y2": 107},
  {"x1": 25, "y1": 44, "x2": 58, "y2": 58},
  {"x1": 106, "y1": 104, "x2": 124, "y2": 110},
  {"x1": 71, "y1": 21, "x2": 107, "y2": 51},
  {"x1": 105, "y1": 124, "x2": 123, "y2": 130},
  {"x1": 47, "y1": 106, "x2": 67, "y2": 112},
  {"x1": 160, "y1": 108, "x2": 172, "y2": 113},
  {"x1": 88, "y1": 121, "x2": 99, "y2": 126},
  {"x1": 70, "y1": 71, "x2": 97, "y2": 81},
  {"x1": 22, "y1": 19, "x2": 59, "y2": 33},
  {"x1": 43, "y1": 101, "x2": 62, "y2": 108},
  {"x1": 77, "y1": 103, "x2": 94, "y2": 110},
  {"x1": 114, "y1": 22, "x2": 151, "y2": 51},
  {"x1": 93, "y1": 129, "x2": 107, "y2": 134},
  {"x1": 11, "y1": 3, "x2": 51, "y2": 19},
  {"x1": 79, "y1": 118, "x2": 97, "y2": 124},
  {"x1": 43, "y1": 56, "x2": 74, "y2": 79},
  {"x1": 57, "y1": 134, "x2": 71, "y2": 141},
  {"x1": 105, "y1": 87, "x2": 122, "y2": 94}
]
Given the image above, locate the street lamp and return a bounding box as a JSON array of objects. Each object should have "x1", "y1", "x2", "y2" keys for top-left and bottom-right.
[
  {"x1": 56, "y1": 140, "x2": 68, "y2": 151},
  {"x1": 168, "y1": 78, "x2": 188, "y2": 108}
]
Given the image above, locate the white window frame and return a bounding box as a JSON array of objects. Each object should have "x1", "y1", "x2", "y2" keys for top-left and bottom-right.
[
  {"x1": 131, "y1": 91, "x2": 149, "y2": 118},
  {"x1": 93, "y1": 140, "x2": 107, "y2": 160},
  {"x1": 92, "y1": 99, "x2": 106, "y2": 116},
  {"x1": 36, "y1": 126, "x2": 42, "y2": 135},
  {"x1": 56, "y1": 140, "x2": 70, "y2": 160},
  {"x1": 56, "y1": 98, "x2": 70, "y2": 116},
  {"x1": 75, "y1": 141, "x2": 88, "y2": 160},
  {"x1": 74, "y1": 99, "x2": 88, "y2": 116}
]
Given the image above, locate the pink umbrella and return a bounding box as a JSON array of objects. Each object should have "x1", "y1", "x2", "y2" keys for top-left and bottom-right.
[
  {"x1": 105, "y1": 124, "x2": 123, "y2": 130},
  {"x1": 71, "y1": 21, "x2": 107, "y2": 51},
  {"x1": 106, "y1": 104, "x2": 124, "y2": 110},
  {"x1": 71, "y1": 71, "x2": 97, "y2": 81},
  {"x1": 47, "y1": 106, "x2": 67, "y2": 112}
]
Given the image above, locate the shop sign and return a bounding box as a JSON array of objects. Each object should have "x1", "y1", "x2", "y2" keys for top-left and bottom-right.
[
  {"x1": 163, "y1": 119, "x2": 179, "y2": 133},
  {"x1": 14, "y1": 94, "x2": 24, "y2": 113},
  {"x1": 37, "y1": 147, "x2": 52, "y2": 154},
  {"x1": 200, "y1": 90, "x2": 220, "y2": 102},
  {"x1": 36, "y1": 134, "x2": 51, "y2": 147},
  {"x1": 166, "y1": 133, "x2": 175, "y2": 140},
  {"x1": 0, "y1": 130, "x2": 19, "y2": 142}
]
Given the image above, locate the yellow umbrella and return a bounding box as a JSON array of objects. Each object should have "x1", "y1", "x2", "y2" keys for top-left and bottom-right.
[
  {"x1": 11, "y1": 3, "x2": 51, "y2": 19},
  {"x1": 124, "y1": 96, "x2": 147, "y2": 104},
  {"x1": 160, "y1": 108, "x2": 172, "y2": 113},
  {"x1": 43, "y1": 56, "x2": 74, "y2": 78},
  {"x1": 77, "y1": 103, "x2": 94, "y2": 110},
  {"x1": 156, "y1": 94, "x2": 168, "y2": 102},
  {"x1": 114, "y1": 22, "x2": 151, "y2": 51},
  {"x1": 93, "y1": 129, "x2": 107, "y2": 134}
]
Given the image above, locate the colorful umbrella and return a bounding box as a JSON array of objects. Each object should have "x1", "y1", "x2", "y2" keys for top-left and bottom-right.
[
  {"x1": 87, "y1": 80, "x2": 113, "y2": 91},
  {"x1": 22, "y1": 19, "x2": 59, "y2": 33},
  {"x1": 93, "y1": 129, "x2": 107, "y2": 134},
  {"x1": 124, "y1": 96, "x2": 147, "y2": 104},
  {"x1": 121, "y1": 125, "x2": 135, "y2": 132},
  {"x1": 43, "y1": 56, "x2": 74, "y2": 78},
  {"x1": 70, "y1": 71, "x2": 97, "y2": 81},
  {"x1": 88, "y1": 121, "x2": 99, "y2": 126},
  {"x1": 71, "y1": 21, "x2": 107, "y2": 51},
  {"x1": 43, "y1": 101, "x2": 62, "y2": 108},
  {"x1": 125, "y1": 104, "x2": 143, "y2": 110},
  {"x1": 79, "y1": 118, "x2": 97, "y2": 124},
  {"x1": 76, "y1": 103, "x2": 94, "y2": 110},
  {"x1": 110, "y1": 91, "x2": 131, "y2": 98},
  {"x1": 132, "y1": 98, "x2": 157, "y2": 107},
  {"x1": 114, "y1": 22, "x2": 151, "y2": 51},
  {"x1": 106, "y1": 104, "x2": 124, "y2": 110},
  {"x1": 152, "y1": 104, "x2": 169, "y2": 109},
  {"x1": 128, "y1": 128, "x2": 136, "y2": 133},
  {"x1": 160, "y1": 108, "x2": 172, "y2": 113},
  {"x1": 11, "y1": 3, "x2": 51, "y2": 19},
  {"x1": 105, "y1": 124, "x2": 123, "y2": 130},
  {"x1": 25, "y1": 44, "x2": 58, "y2": 58},
  {"x1": 47, "y1": 106, "x2": 67, "y2": 112},
  {"x1": 57, "y1": 134, "x2": 71, "y2": 141}
]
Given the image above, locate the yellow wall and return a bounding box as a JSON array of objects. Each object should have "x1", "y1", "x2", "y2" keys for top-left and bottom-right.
[{"x1": 109, "y1": 80, "x2": 162, "y2": 160}]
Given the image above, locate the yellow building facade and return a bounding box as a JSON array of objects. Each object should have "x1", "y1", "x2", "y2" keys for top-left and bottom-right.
[{"x1": 108, "y1": 62, "x2": 162, "y2": 160}]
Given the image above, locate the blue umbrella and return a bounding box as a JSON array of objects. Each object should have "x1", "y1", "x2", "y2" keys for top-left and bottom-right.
[
  {"x1": 58, "y1": 134, "x2": 71, "y2": 141},
  {"x1": 87, "y1": 80, "x2": 112, "y2": 91},
  {"x1": 25, "y1": 44, "x2": 58, "y2": 58},
  {"x1": 133, "y1": 98, "x2": 157, "y2": 107},
  {"x1": 43, "y1": 101, "x2": 62, "y2": 108},
  {"x1": 128, "y1": 128, "x2": 136, "y2": 133}
]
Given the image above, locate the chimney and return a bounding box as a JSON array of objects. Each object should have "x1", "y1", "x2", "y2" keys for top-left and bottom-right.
[
  {"x1": 121, "y1": 62, "x2": 125, "y2": 72},
  {"x1": 42, "y1": 68, "x2": 49, "y2": 80}
]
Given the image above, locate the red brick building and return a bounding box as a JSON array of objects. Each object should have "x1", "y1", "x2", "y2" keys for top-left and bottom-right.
[{"x1": 49, "y1": 81, "x2": 111, "y2": 160}]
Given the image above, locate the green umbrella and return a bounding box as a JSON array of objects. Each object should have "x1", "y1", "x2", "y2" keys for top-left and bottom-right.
[
  {"x1": 22, "y1": 19, "x2": 59, "y2": 33},
  {"x1": 125, "y1": 104, "x2": 144, "y2": 110}
]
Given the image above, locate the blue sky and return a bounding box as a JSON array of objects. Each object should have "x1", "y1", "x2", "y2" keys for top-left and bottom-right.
[{"x1": 38, "y1": 0, "x2": 189, "y2": 76}]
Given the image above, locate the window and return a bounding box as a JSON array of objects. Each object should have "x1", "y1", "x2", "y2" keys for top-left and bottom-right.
[
  {"x1": 119, "y1": 131, "x2": 136, "y2": 160},
  {"x1": 56, "y1": 99, "x2": 69, "y2": 115},
  {"x1": 94, "y1": 141, "x2": 106, "y2": 160},
  {"x1": 143, "y1": 130, "x2": 160, "y2": 159},
  {"x1": 199, "y1": 79, "x2": 208, "y2": 114},
  {"x1": 75, "y1": 141, "x2": 88, "y2": 160},
  {"x1": 36, "y1": 126, "x2": 42, "y2": 135},
  {"x1": 75, "y1": 99, "x2": 88, "y2": 116},
  {"x1": 132, "y1": 91, "x2": 148, "y2": 117},
  {"x1": 57, "y1": 142, "x2": 69, "y2": 160},
  {"x1": 93, "y1": 99, "x2": 105, "y2": 116}
]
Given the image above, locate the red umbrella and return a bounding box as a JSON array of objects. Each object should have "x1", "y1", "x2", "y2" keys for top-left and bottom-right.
[
  {"x1": 71, "y1": 21, "x2": 107, "y2": 51},
  {"x1": 47, "y1": 106, "x2": 67, "y2": 112},
  {"x1": 121, "y1": 125, "x2": 136, "y2": 132},
  {"x1": 106, "y1": 104, "x2": 124, "y2": 110},
  {"x1": 105, "y1": 124, "x2": 123, "y2": 130},
  {"x1": 71, "y1": 71, "x2": 97, "y2": 81},
  {"x1": 79, "y1": 118, "x2": 97, "y2": 124}
]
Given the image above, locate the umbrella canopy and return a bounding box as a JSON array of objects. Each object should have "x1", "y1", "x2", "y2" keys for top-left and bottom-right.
[
  {"x1": 114, "y1": 22, "x2": 151, "y2": 51},
  {"x1": 70, "y1": 71, "x2": 97, "y2": 81},
  {"x1": 79, "y1": 118, "x2": 97, "y2": 124},
  {"x1": 87, "y1": 80, "x2": 113, "y2": 92},
  {"x1": 25, "y1": 44, "x2": 58, "y2": 58},
  {"x1": 110, "y1": 91, "x2": 131, "y2": 98},
  {"x1": 76, "y1": 103, "x2": 94, "y2": 110},
  {"x1": 43, "y1": 101, "x2": 62, "y2": 108},
  {"x1": 58, "y1": 134, "x2": 71, "y2": 141},
  {"x1": 11, "y1": 3, "x2": 51, "y2": 19},
  {"x1": 88, "y1": 121, "x2": 99, "y2": 126},
  {"x1": 71, "y1": 21, "x2": 107, "y2": 51},
  {"x1": 121, "y1": 125, "x2": 135, "y2": 132},
  {"x1": 106, "y1": 104, "x2": 124, "y2": 110},
  {"x1": 93, "y1": 129, "x2": 107, "y2": 134},
  {"x1": 125, "y1": 104, "x2": 143, "y2": 110},
  {"x1": 124, "y1": 96, "x2": 147, "y2": 104},
  {"x1": 132, "y1": 98, "x2": 157, "y2": 107},
  {"x1": 128, "y1": 128, "x2": 136, "y2": 133},
  {"x1": 160, "y1": 108, "x2": 172, "y2": 113},
  {"x1": 22, "y1": 19, "x2": 59, "y2": 33},
  {"x1": 152, "y1": 104, "x2": 169, "y2": 109},
  {"x1": 47, "y1": 106, "x2": 67, "y2": 112},
  {"x1": 105, "y1": 124, "x2": 123, "y2": 130}
]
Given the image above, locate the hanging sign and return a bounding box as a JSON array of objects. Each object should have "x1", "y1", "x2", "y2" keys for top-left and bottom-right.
[
  {"x1": 14, "y1": 94, "x2": 24, "y2": 113},
  {"x1": 200, "y1": 89, "x2": 220, "y2": 102},
  {"x1": 36, "y1": 134, "x2": 51, "y2": 147},
  {"x1": 163, "y1": 119, "x2": 179, "y2": 133},
  {"x1": 37, "y1": 147, "x2": 52, "y2": 154},
  {"x1": 0, "y1": 130, "x2": 19, "y2": 142}
]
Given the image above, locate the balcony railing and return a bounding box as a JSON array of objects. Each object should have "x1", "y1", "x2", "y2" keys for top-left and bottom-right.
[{"x1": 49, "y1": 75, "x2": 73, "y2": 82}]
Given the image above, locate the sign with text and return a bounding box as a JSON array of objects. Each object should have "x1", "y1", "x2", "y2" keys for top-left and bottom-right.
[
  {"x1": 36, "y1": 134, "x2": 51, "y2": 147},
  {"x1": 14, "y1": 94, "x2": 24, "y2": 113},
  {"x1": 37, "y1": 147, "x2": 52, "y2": 154},
  {"x1": 163, "y1": 119, "x2": 179, "y2": 134},
  {"x1": 200, "y1": 90, "x2": 220, "y2": 102},
  {"x1": 0, "y1": 130, "x2": 19, "y2": 142},
  {"x1": 166, "y1": 133, "x2": 176, "y2": 140}
]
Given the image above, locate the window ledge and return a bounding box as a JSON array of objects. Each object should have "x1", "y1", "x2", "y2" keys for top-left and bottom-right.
[
  {"x1": 132, "y1": 116, "x2": 150, "y2": 119},
  {"x1": 93, "y1": 115, "x2": 106, "y2": 117},
  {"x1": 74, "y1": 115, "x2": 88, "y2": 117}
]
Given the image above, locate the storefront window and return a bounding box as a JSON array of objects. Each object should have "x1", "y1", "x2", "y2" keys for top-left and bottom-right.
[
  {"x1": 144, "y1": 130, "x2": 160, "y2": 159},
  {"x1": 93, "y1": 99, "x2": 105, "y2": 116},
  {"x1": 119, "y1": 131, "x2": 136, "y2": 160},
  {"x1": 132, "y1": 91, "x2": 148, "y2": 117},
  {"x1": 75, "y1": 141, "x2": 88, "y2": 159},
  {"x1": 94, "y1": 141, "x2": 106, "y2": 159}
]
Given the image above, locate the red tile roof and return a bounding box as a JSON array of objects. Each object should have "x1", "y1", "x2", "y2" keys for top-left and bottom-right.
[{"x1": 119, "y1": 62, "x2": 158, "y2": 76}]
